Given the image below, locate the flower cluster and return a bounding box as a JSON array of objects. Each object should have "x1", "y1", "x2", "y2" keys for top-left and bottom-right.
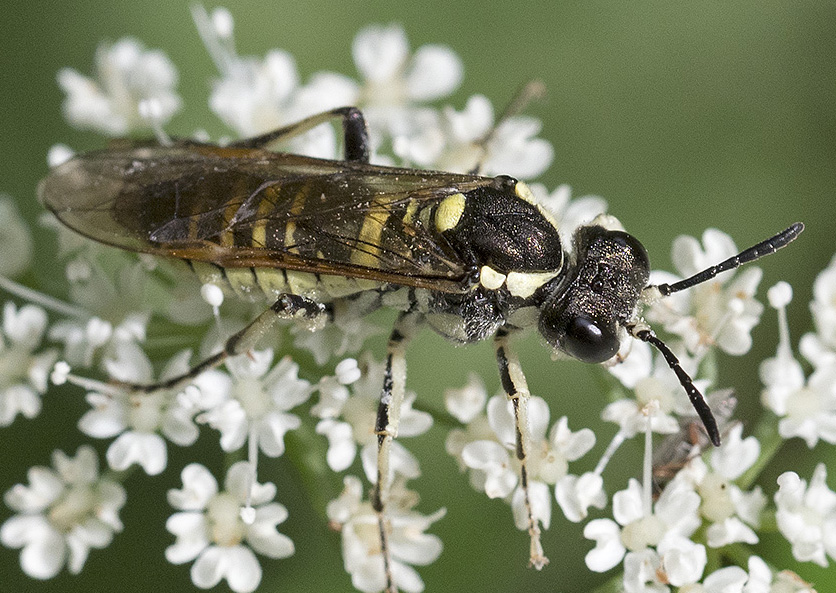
[
  {"x1": 0, "y1": 5, "x2": 829, "y2": 593},
  {"x1": 1, "y1": 446, "x2": 125, "y2": 579},
  {"x1": 166, "y1": 462, "x2": 294, "y2": 593}
]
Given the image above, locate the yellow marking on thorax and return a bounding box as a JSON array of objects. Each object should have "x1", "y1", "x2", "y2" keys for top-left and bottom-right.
[
  {"x1": 513, "y1": 180, "x2": 561, "y2": 236},
  {"x1": 479, "y1": 265, "x2": 507, "y2": 290},
  {"x1": 435, "y1": 193, "x2": 466, "y2": 232},
  {"x1": 514, "y1": 181, "x2": 536, "y2": 204},
  {"x1": 506, "y1": 270, "x2": 559, "y2": 298}
]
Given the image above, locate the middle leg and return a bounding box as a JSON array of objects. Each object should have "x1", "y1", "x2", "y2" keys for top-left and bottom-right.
[
  {"x1": 494, "y1": 327, "x2": 549, "y2": 569},
  {"x1": 371, "y1": 311, "x2": 422, "y2": 593}
]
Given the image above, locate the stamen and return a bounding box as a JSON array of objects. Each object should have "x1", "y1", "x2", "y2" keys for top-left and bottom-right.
[
  {"x1": 335, "y1": 358, "x2": 362, "y2": 385},
  {"x1": 593, "y1": 428, "x2": 627, "y2": 476},
  {"x1": 241, "y1": 425, "x2": 259, "y2": 523},
  {"x1": 53, "y1": 362, "x2": 125, "y2": 397},
  {"x1": 768, "y1": 281, "x2": 794, "y2": 361},
  {"x1": 190, "y1": 4, "x2": 237, "y2": 75},
  {"x1": 200, "y1": 283, "x2": 224, "y2": 327},
  {"x1": 210, "y1": 6, "x2": 234, "y2": 39}
]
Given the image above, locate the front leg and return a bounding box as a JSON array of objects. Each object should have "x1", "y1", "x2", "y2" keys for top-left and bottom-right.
[
  {"x1": 371, "y1": 312, "x2": 421, "y2": 593},
  {"x1": 494, "y1": 327, "x2": 549, "y2": 569},
  {"x1": 123, "y1": 293, "x2": 326, "y2": 393}
]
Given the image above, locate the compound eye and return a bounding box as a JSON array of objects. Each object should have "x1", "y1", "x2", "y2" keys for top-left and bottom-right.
[{"x1": 562, "y1": 316, "x2": 619, "y2": 363}]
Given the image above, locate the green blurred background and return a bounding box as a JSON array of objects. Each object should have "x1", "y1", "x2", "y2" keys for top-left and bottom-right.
[{"x1": 1, "y1": 1, "x2": 835, "y2": 592}]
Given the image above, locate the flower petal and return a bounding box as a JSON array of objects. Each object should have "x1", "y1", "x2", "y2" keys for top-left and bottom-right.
[
  {"x1": 583, "y1": 518, "x2": 625, "y2": 572},
  {"x1": 106, "y1": 431, "x2": 167, "y2": 475}
]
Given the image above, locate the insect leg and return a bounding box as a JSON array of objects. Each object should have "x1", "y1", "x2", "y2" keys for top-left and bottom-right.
[
  {"x1": 494, "y1": 327, "x2": 549, "y2": 569},
  {"x1": 230, "y1": 107, "x2": 370, "y2": 162},
  {"x1": 124, "y1": 294, "x2": 325, "y2": 393},
  {"x1": 371, "y1": 312, "x2": 421, "y2": 593}
]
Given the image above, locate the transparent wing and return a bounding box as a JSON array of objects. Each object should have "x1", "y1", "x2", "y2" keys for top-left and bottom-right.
[{"x1": 39, "y1": 141, "x2": 494, "y2": 291}]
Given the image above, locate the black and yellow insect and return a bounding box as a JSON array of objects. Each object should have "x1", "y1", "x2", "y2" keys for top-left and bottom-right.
[{"x1": 39, "y1": 106, "x2": 803, "y2": 591}]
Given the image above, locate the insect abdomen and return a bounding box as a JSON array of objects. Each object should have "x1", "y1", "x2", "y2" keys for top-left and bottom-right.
[{"x1": 186, "y1": 260, "x2": 383, "y2": 303}]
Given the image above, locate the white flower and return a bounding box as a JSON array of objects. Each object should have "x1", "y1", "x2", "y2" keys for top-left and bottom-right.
[
  {"x1": 739, "y1": 555, "x2": 815, "y2": 593},
  {"x1": 604, "y1": 342, "x2": 707, "y2": 439},
  {"x1": 166, "y1": 462, "x2": 294, "y2": 593},
  {"x1": 807, "y1": 253, "x2": 836, "y2": 356},
  {"x1": 78, "y1": 344, "x2": 225, "y2": 475},
  {"x1": 326, "y1": 475, "x2": 445, "y2": 593},
  {"x1": 443, "y1": 372, "x2": 487, "y2": 424},
  {"x1": 348, "y1": 24, "x2": 472, "y2": 171},
  {"x1": 0, "y1": 196, "x2": 33, "y2": 277},
  {"x1": 621, "y1": 540, "x2": 710, "y2": 593},
  {"x1": 1, "y1": 446, "x2": 126, "y2": 579},
  {"x1": 670, "y1": 424, "x2": 765, "y2": 548},
  {"x1": 45, "y1": 250, "x2": 155, "y2": 370},
  {"x1": 353, "y1": 24, "x2": 461, "y2": 107},
  {"x1": 760, "y1": 286, "x2": 836, "y2": 447},
  {"x1": 695, "y1": 565, "x2": 749, "y2": 593},
  {"x1": 193, "y1": 5, "x2": 356, "y2": 156},
  {"x1": 583, "y1": 478, "x2": 702, "y2": 576},
  {"x1": 0, "y1": 302, "x2": 57, "y2": 426},
  {"x1": 49, "y1": 312, "x2": 148, "y2": 370},
  {"x1": 311, "y1": 354, "x2": 431, "y2": 479},
  {"x1": 647, "y1": 228, "x2": 764, "y2": 356},
  {"x1": 198, "y1": 350, "x2": 310, "y2": 458},
  {"x1": 57, "y1": 38, "x2": 180, "y2": 135},
  {"x1": 532, "y1": 183, "x2": 608, "y2": 251},
  {"x1": 432, "y1": 95, "x2": 554, "y2": 178},
  {"x1": 621, "y1": 548, "x2": 669, "y2": 593},
  {"x1": 555, "y1": 472, "x2": 607, "y2": 523},
  {"x1": 461, "y1": 394, "x2": 595, "y2": 530},
  {"x1": 774, "y1": 463, "x2": 836, "y2": 567},
  {"x1": 443, "y1": 378, "x2": 496, "y2": 478}
]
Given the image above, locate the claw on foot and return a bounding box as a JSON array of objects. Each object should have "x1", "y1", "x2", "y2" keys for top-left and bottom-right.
[{"x1": 528, "y1": 531, "x2": 549, "y2": 570}]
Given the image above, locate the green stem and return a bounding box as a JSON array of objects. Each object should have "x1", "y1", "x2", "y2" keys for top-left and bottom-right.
[
  {"x1": 737, "y1": 411, "x2": 783, "y2": 491},
  {"x1": 283, "y1": 423, "x2": 340, "y2": 521}
]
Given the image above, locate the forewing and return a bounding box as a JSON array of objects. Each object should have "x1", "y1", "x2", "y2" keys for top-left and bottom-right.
[{"x1": 39, "y1": 142, "x2": 493, "y2": 291}]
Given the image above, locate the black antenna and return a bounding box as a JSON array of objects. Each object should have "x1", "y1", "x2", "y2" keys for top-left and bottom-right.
[
  {"x1": 632, "y1": 328, "x2": 721, "y2": 446},
  {"x1": 653, "y1": 222, "x2": 804, "y2": 296},
  {"x1": 636, "y1": 221, "x2": 804, "y2": 446}
]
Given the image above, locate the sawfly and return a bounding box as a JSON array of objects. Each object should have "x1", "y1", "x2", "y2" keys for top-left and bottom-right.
[{"x1": 38, "y1": 105, "x2": 804, "y2": 591}]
